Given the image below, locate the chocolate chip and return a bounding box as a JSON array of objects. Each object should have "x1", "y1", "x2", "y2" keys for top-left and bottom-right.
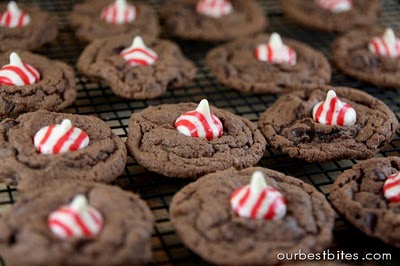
[
  {"x1": 292, "y1": 128, "x2": 306, "y2": 138},
  {"x1": 364, "y1": 213, "x2": 378, "y2": 232}
]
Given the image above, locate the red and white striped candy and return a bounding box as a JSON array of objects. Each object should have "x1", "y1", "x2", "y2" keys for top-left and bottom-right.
[
  {"x1": 34, "y1": 119, "x2": 90, "y2": 155},
  {"x1": 0, "y1": 52, "x2": 40, "y2": 86},
  {"x1": 230, "y1": 171, "x2": 287, "y2": 220},
  {"x1": 383, "y1": 173, "x2": 400, "y2": 203},
  {"x1": 255, "y1": 33, "x2": 296, "y2": 66},
  {"x1": 315, "y1": 0, "x2": 352, "y2": 13},
  {"x1": 312, "y1": 90, "x2": 356, "y2": 127},
  {"x1": 0, "y1": 1, "x2": 30, "y2": 28},
  {"x1": 175, "y1": 99, "x2": 223, "y2": 141},
  {"x1": 120, "y1": 36, "x2": 158, "y2": 67},
  {"x1": 369, "y1": 28, "x2": 400, "y2": 59},
  {"x1": 100, "y1": 0, "x2": 136, "y2": 24},
  {"x1": 48, "y1": 194, "x2": 103, "y2": 239},
  {"x1": 196, "y1": 0, "x2": 233, "y2": 18}
]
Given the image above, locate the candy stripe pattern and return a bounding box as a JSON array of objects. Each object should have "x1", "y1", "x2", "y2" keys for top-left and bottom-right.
[
  {"x1": 315, "y1": 0, "x2": 353, "y2": 13},
  {"x1": 120, "y1": 36, "x2": 158, "y2": 67},
  {"x1": 196, "y1": 0, "x2": 233, "y2": 18},
  {"x1": 175, "y1": 99, "x2": 223, "y2": 141},
  {"x1": 383, "y1": 173, "x2": 400, "y2": 203},
  {"x1": 0, "y1": 52, "x2": 40, "y2": 86},
  {"x1": 312, "y1": 90, "x2": 356, "y2": 127},
  {"x1": 369, "y1": 28, "x2": 400, "y2": 59},
  {"x1": 0, "y1": 1, "x2": 31, "y2": 28},
  {"x1": 230, "y1": 171, "x2": 287, "y2": 220},
  {"x1": 100, "y1": 0, "x2": 136, "y2": 24},
  {"x1": 34, "y1": 119, "x2": 90, "y2": 155},
  {"x1": 255, "y1": 33, "x2": 296, "y2": 65},
  {"x1": 48, "y1": 195, "x2": 103, "y2": 239}
]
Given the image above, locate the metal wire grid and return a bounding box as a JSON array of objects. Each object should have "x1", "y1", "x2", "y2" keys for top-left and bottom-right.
[{"x1": 0, "y1": 0, "x2": 400, "y2": 265}]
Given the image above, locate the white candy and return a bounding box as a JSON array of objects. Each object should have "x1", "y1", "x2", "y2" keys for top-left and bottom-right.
[
  {"x1": 120, "y1": 36, "x2": 158, "y2": 67},
  {"x1": 315, "y1": 0, "x2": 352, "y2": 13},
  {"x1": 48, "y1": 194, "x2": 104, "y2": 239},
  {"x1": 0, "y1": 52, "x2": 40, "y2": 86},
  {"x1": 100, "y1": 0, "x2": 136, "y2": 24},
  {"x1": 369, "y1": 28, "x2": 400, "y2": 59},
  {"x1": 230, "y1": 171, "x2": 287, "y2": 220},
  {"x1": 196, "y1": 0, "x2": 233, "y2": 18},
  {"x1": 0, "y1": 1, "x2": 31, "y2": 28},
  {"x1": 255, "y1": 33, "x2": 296, "y2": 65},
  {"x1": 313, "y1": 90, "x2": 356, "y2": 127}
]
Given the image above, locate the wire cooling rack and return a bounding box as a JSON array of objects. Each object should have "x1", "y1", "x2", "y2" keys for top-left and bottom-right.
[{"x1": 1, "y1": 0, "x2": 400, "y2": 265}]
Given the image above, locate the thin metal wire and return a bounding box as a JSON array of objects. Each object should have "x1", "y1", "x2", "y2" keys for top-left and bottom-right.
[{"x1": 0, "y1": 0, "x2": 399, "y2": 265}]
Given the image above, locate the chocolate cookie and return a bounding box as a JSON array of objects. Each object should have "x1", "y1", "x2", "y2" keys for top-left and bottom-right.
[
  {"x1": 206, "y1": 34, "x2": 331, "y2": 94},
  {"x1": 170, "y1": 167, "x2": 335, "y2": 265},
  {"x1": 0, "y1": 180, "x2": 154, "y2": 266},
  {"x1": 258, "y1": 86, "x2": 398, "y2": 162},
  {"x1": 332, "y1": 27, "x2": 400, "y2": 89},
  {"x1": 126, "y1": 102, "x2": 266, "y2": 178},
  {"x1": 70, "y1": 0, "x2": 159, "y2": 42},
  {"x1": 77, "y1": 34, "x2": 197, "y2": 100},
  {"x1": 159, "y1": 0, "x2": 267, "y2": 42},
  {"x1": 0, "y1": 2, "x2": 58, "y2": 51},
  {"x1": 281, "y1": 0, "x2": 381, "y2": 32},
  {"x1": 0, "y1": 51, "x2": 76, "y2": 119},
  {"x1": 330, "y1": 157, "x2": 400, "y2": 247},
  {"x1": 0, "y1": 110, "x2": 127, "y2": 191}
]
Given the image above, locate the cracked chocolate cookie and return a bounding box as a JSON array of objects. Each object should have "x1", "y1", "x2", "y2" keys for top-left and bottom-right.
[
  {"x1": 0, "y1": 2, "x2": 58, "y2": 51},
  {"x1": 0, "y1": 180, "x2": 154, "y2": 266},
  {"x1": 126, "y1": 102, "x2": 266, "y2": 178},
  {"x1": 330, "y1": 157, "x2": 400, "y2": 247},
  {"x1": 281, "y1": 0, "x2": 381, "y2": 32},
  {"x1": 170, "y1": 167, "x2": 335, "y2": 265},
  {"x1": 332, "y1": 27, "x2": 400, "y2": 89},
  {"x1": 0, "y1": 50, "x2": 76, "y2": 119},
  {"x1": 160, "y1": 0, "x2": 267, "y2": 42},
  {"x1": 0, "y1": 110, "x2": 127, "y2": 191},
  {"x1": 206, "y1": 34, "x2": 331, "y2": 94},
  {"x1": 258, "y1": 85, "x2": 398, "y2": 162},
  {"x1": 70, "y1": 0, "x2": 159, "y2": 42},
  {"x1": 77, "y1": 34, "x2": 197, "y2": 100}
]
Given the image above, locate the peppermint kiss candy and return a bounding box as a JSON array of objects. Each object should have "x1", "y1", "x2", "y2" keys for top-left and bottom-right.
[
  {"x1": 313, "y1": 90, "x2": 356, "y2": 127},
  {"x1": 48, "y1": 194, "x2": 103, "y2": 239},
  {"x1": 100, "y1": 0, "x2": 136, "y2": 24},
  {"x1": 368, "y1": 28, "x2": 400, "y2": 59},
  {"x1": 230, "y1": 171, "x2": 287, "y2": 220},
  {"x1": 33, "y1": 119, "x2": 90, "y2": 155},
  {"x1": 175, "y1": 99, "x2": 223, "y2": 141},
  {"x1": 0, "y1": 52, "x2": 40, "y2": 86},
  {"x1": 196, "y1": 0, "x2": 233, "y2": 18},
  {"x1": 120, "y1": 36, "x2": 158, "y2": 67},
  {"x1": 315, "y1": 0, "x2": 353, "y2": 13},
  {"x1": 383, "y1": 173, "x2": 400, "y2": 203},
  {"x1": 255, "y1": 33, "x2": 296, "y2": 65},
  {"x1": 0, "y1": 1, "x2": 31, "y2": 28}
]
